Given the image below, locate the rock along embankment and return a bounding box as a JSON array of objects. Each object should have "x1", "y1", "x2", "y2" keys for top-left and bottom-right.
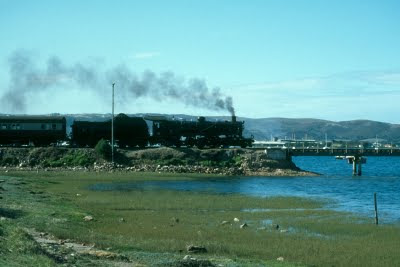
[{"x1": 0, "y1": 147, "x2": 317, "y2": 176}]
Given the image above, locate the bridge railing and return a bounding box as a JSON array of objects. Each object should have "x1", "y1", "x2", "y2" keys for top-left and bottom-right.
[
  {"x1": 251, "y1": 146, "x2": 400, "y2": 156},
  {"x1": 287, "y1": 147, "x2": 400, "y2": 156}
]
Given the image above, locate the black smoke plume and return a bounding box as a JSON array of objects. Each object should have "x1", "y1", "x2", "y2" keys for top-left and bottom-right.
[{"x1": 1, "y1": 50, "x2": 235, "y2": 116}]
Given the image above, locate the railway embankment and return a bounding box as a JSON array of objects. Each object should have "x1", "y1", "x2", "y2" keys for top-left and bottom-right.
[{"x1": 0, "y1": 147, "x2": 316, "y2": 176}]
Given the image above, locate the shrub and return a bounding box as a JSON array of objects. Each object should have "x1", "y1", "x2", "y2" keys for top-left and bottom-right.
[
  {"x1": 63, "y1": 150, "x2": 94, "y2": 166},
  {"x1": 41, "y1": 150, "x2": 94, "y2": 167},
  {"x1": 232, "y1": 155, "x2": 242, "y2": 166},
  {"x1": 95, "y1": 139, "x2": 112, "y2": 160}
]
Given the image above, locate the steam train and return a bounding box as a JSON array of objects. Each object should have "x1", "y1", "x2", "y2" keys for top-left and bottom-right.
[
  {"x1": 0, "y1": 114, "x2": 253, "y2": 148},
  {"x1": 0, "y1": 115, "x2": 66, "y2": 146}
]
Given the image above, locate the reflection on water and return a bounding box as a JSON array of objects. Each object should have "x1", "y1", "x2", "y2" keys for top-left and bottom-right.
[{"x1": 89, "y1": 156, "x2": 400, "y2": 223}]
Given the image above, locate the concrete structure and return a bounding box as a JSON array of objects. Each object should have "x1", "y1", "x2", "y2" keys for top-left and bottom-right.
[
  {"x1": 264, "y1": 148, "x2": 287, "y2": 160},
  {"x1": 346, "y1": 156, "x2": 366, "y2": 176}
]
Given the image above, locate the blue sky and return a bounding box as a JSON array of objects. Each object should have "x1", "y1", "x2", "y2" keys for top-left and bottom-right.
[{"x1": 1, "y1": 0, "x2": 399, "y2": 122}]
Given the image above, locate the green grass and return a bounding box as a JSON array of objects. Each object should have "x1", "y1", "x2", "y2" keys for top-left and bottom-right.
[
  {"x1": 0, "y1": 221, "x2": 55, "y2": 267},
  {"x1": 1, "y1": 170, "x2": 400, "y2": 266}
]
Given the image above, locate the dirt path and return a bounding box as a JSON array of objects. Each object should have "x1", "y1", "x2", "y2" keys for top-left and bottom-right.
[{"x1": 25, "y1": 228, "x2": 140, "y2": 266}]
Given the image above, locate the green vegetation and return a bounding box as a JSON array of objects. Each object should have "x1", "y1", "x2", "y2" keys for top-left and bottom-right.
[
  {"x1": 1, "y1": 171, "x2": 399, "y2": 266},
  {"x1": 199, "y1": 155, "x2": 242, "y2": 167},
  {"x1": 128, "y1": 147, "x2": 244, "y2": 167},
  {"x1": 42, "y1": 150, "x2": 95, "y2": 167},
  {"x1": 94, "y1": 139, "x2": 112, "y2": 160},
  {"x1": 0, "y1": 147, "x2": 100, "y2": 168},
  {"x1": 0, "y1": 156, "x2": 19, "y2": 166},
  {"x1": 0, "y1": 222, "x2": 55, "y2": 267},
  {"x1": 127, "y1": 147, "x2": 245, "y2": 167}
]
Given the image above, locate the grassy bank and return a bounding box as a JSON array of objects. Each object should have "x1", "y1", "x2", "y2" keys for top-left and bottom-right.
[{"x1": 1, "y1": 171, "x2": 399, "y2": 266}]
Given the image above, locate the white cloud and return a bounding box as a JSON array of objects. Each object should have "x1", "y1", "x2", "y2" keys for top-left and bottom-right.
[
  {"x1": 373, "y1": 73, "x2": 400, "y2": 86},
  {"x1": 133, "y1": 52, "x2": 160, "y2": 59},
  {"x1": 232, "y1": 70, "x2": 400, "y2": 97},
  {"x1": 227, "y1": 70, "x2": 400, "y2": 122}
]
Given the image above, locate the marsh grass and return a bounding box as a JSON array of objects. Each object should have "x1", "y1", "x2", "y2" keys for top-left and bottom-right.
[
  {"x1": 0, "y1": 221, "x2": 54, "y2": 266},
  {"x1": 2, "y1": 171, "x2": 400, "y2": 266}
]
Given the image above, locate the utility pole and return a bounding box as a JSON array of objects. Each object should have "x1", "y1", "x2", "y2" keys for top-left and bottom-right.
[
  {"x1": 112, "y1": 83, "x2": 115, "y2": 165},
  {"x1": 325, "y1": 133, "x2": 328, "y2": 147}
]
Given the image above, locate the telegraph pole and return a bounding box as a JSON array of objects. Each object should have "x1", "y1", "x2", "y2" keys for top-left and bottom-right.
[{"x1": 112, "y1": 83, "x2": 115, "y2": 165}]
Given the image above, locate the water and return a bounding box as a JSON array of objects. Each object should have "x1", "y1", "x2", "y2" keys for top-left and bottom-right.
[
  {"x1": 293, "y1": 156, "x2": 400, "y2": 177},
  {"x1": 89, "y1": 156, "x2": 400, "y2": 223}
]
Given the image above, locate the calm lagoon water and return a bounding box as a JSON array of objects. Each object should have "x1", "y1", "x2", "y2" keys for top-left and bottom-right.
[{"x1": 89, "y1": 156, "x2": 400, "y2": 223}]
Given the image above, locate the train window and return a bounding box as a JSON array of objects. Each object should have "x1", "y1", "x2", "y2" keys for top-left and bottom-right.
[
  {"x1": 52, "y1": 124, "x2": 57, "y2": 130},
  {"x1": 16, "y1": 124, "x2": 20, "y2": 130},
  {"x1": 41, "y1": 124, "x2": 46, "y2": 130},
  {"x1": 1, "y1": 124, "x2": 7, "y2": 130},
  {"x1": 11, "y1": 124, "x2": 16, "y2": 130}
]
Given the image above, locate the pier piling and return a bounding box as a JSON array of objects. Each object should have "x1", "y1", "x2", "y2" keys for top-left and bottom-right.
[
  {"x1": 350, "y1": 156, "x2": 363, "y2": 176},
  {"x1": 357, "y1": 158, "x2": 362, "y2": 176},
  {"x1": 374, "y1": 192, "x2": 379, "y2": 225}
]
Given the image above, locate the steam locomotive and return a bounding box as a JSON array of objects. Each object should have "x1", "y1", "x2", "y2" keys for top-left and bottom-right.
[
  {"x1": 0, "y1": 114, "x2": 253, "y2": 148},
  {"x1": 149, "y1": 115, "x2": 253, "y2": 148}
]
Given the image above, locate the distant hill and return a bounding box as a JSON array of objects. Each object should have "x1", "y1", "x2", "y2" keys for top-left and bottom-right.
[{"x1": 241, "y1": 118, "x2": 400, "y2": 142}]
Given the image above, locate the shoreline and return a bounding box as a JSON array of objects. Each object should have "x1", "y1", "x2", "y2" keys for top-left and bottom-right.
[
  {"x1": 0, "y1": 146, "x2": 319, "y2": 177},
  {"x1": 1, "y1": 164, "x2": 319, "y2": 177}
]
